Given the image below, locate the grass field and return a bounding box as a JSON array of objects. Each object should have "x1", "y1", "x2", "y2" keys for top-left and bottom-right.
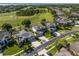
[{"x1": 0, "y1": 8, "x2": 54, "y2": 28}]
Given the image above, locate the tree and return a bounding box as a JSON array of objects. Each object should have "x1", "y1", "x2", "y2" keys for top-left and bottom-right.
[
  {"x1": 41, "y1": 19, "x2": 46, "y2": 26},
  {"x1": 2, "y1": 23, "x2": 13, "y2": 38},
  {"x1": 2, "y1": 23, "x2": 12, "y2": 32},
  {"x1": 22, "y1": 19, "x2": 31, "y2": 28}
]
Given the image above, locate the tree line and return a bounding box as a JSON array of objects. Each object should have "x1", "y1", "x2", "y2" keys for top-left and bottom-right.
[
  {"x1": 16, "y1": 7, "x2": 48, "y2": 16},
  {"x1": 0, "y1": 5, "x2": 27, "y2": 13}
]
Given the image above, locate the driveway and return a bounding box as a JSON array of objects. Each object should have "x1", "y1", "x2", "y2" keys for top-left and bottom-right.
[
  {"x1": 32, "y1": 41, "x2": 41, "y2": 47},
  {"x1": 38, "y1": 49, "x2": 48, "y2": 56},
  {"x1": 31, "y1": 40, "x2": 49, "y2": 56},
  {"x1": 38, "y1": 36, "x2": 49, "y2": 43},
  {"x1": 27, "y1": 37, "x2": 49, "y2": 56}
]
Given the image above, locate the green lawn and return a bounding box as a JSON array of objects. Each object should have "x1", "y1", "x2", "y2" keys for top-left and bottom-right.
[
  {"x1": 44, "y1": 31, "x2": 53, "y2": 39},
  {"x1": 0, "y1": 8, "x2": 54, "y2": 28},
  {"x1": 3, "y1": 43, "x2": 32, "y2": 56},
  {"x1": 58, "y1": 26, "x2": 79, "y2": 34},
  {"x1": 48, "y1": 46, "x2": 58, "y2": 55},
  {"x1": 3, "y1": 44, "x2": 23, "y2": 55},
  {"x1": 47, "y1": 35, "x2": 78, "y2": 55}
]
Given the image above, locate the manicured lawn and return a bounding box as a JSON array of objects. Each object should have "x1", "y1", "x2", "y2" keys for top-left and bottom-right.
[
  {"x1": 3, "y1": 44, "x2": 31, "y2": 56},
  {"x1": 48, "y1": 46, "x2": 58, "y2": 55},
  {"x1": 58, "y1": 26, "x2": 79, "y2": 34},
  {"x1": 44, "y1": 31, "x2": 53, "y2": 39},
  {"x1": 66, "y1": 36, "x2": 78, "y2": 44},
  {"x1": 3, "y1": 44, "x2": 23, "y2": 55},
  {"x1": 46, "y1": 43, "x2": 56, "y2": 50},
  {"x1": 30, "y1": 12, "x2": 54, "y2": 24},
  {"x1": 72, "y1": 26, "x2": 79, "y2": 30},
  {"x1": 47, "y1": 35, "x2": 78, "y2": 55}
]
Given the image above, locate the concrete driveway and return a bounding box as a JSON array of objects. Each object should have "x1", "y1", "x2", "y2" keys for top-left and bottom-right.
[{"x1": 38, "y1": 36, "x2": 49, "y2": 43}]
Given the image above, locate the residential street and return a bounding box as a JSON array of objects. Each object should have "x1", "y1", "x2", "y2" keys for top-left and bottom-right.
[{"x1": 25, "y1": 30, "x2": 79, "y2": 56}]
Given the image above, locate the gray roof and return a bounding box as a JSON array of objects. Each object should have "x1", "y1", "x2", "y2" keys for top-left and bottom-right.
[
  {"x1": 0, "y1": 31, "x2": 9, "y2": 40},
  {"x1": 16, "y1": 30, "x2": 34, "y2": 42},
  {"x1": 56, "y1": 17, "x2": 72, "y2": 24},
  {"x1": 54, "y1": 9, "x2": 64, "y2": 16},
  {"x1": 33, "y1": 25, "x2": 46, "y2": 31}
]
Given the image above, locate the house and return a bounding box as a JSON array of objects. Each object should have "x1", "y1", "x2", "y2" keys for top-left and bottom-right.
[
  {"x1": 2, "y1": 35, "x2": 14, "y2": 47},
  {"x1": 0, "y1": 31, "x2": 9, "y2": 39},
  {"x1": 44, "y1": 22, "x2": 57, "y2": 32},
  {"x1": 56, "y1": 17, "x2": 73, "y2": 25},
  {"x1": 70, "y1": 42, "x2": 79, "y2": 55},
  {"x1": 15, "y1": 30, "x2": 34, "y2": 47},
  {"x1": 71, "y1": 12, "x2": 79, "y2": 18},
  {"x1": 55, "y1": 47, "x2": 72, "y2": 56},
  {"x1": 74, "y1": 21, "x2": 79, "y2": 26},
  {"x1": 32, "y1": 25, "x2": 47, "y2": 37},
  {"x1": 54, "y1": 8, "x2": 64, "y2": 17},
  {"x1": 0, "y1": 40, "x2": 5, "y2": 52},
  {"x1": 0, "y1": 38, "x2": 13, "y2": 52},
  {"x1": 49, "y1": 23, "x2": 57, "y2": 32},
  {"x1": 0, "y1": 31, "x2": 14, "y2": 52}
]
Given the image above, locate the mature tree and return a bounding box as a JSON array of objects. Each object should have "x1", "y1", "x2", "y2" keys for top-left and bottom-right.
[
  {"x1": 22, "y1": 19, "x2": 31, "y2": 28},
  {"x1": 41, "y1": 19, "x2": 46, "y2": 26},
  {"x1": 16, "y1": 8, "x2": 35, "y2": 16},
  {"x1": 2, "y1": 23, "x2": 12, "y2": 32},
  {"x1": 2, "y1": 23, "x2": 13, "y2": 38}
]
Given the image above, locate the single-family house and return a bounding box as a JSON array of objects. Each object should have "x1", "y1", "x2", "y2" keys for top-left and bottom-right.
[
  {"x1": 2, "y1": 35, "x2": 14, "y2": 47},
  {"x1": 54, "y1": 8, "x2": 64, "y2": 18},
  {"x1": 70, "y1": 42, "x2": 79, "y2": 55},
  {"x1": 0, "y1": 40, "x2": 5, "y2": 52},
  {"x1": 0, "y1": 31, "x2": 9, "y2": 39},
  {"x1": 71, "y1": 12, "x2": 79, "y2": 19},
  {"x1": 32, "y1": 25, "x2": 47, "y2": 37},
  {"x1": 56, "y1": 17, "x2": 73, "y2": 25},
  {"x1": 44, "y1": 22, "x2": 57, "y2": 32},
  {"x1": 55, "y1": 47, "x2": 72, "y2": 56},
  {"x1": 0, "y1": 31, "x2": 14, "y2": 52},
  {"x1": 15, "y1": 30, "x2": 34, "y2": 47}
]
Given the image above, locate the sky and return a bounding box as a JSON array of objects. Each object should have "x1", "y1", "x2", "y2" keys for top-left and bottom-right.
[{"x1": 0, "y1": 0, "x2": 79, "y2": 3}]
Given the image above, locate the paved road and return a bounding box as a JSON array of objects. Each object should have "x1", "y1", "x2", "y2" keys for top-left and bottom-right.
[{"x1": 25, "y1": 30, "x2": 79, "y2": 56}]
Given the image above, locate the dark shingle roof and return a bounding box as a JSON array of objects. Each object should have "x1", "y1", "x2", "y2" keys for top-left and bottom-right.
[{"x1": 56, "y1": 17, "x2": 72, "y2": 24}]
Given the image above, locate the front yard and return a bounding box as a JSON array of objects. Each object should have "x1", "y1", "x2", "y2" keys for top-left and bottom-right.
[
  {"x1": 47, "y1": 34, "x2": 79, "y2": 56},
  {"x1": 44, "y1": 31, "x2": 53, "y2": 39},
  {"x1": 3, "y1": 43, "x2": 32, "y2": 56},
  {"x1": 3, "y1": 44, "x2": 23, "y2": 55}
]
